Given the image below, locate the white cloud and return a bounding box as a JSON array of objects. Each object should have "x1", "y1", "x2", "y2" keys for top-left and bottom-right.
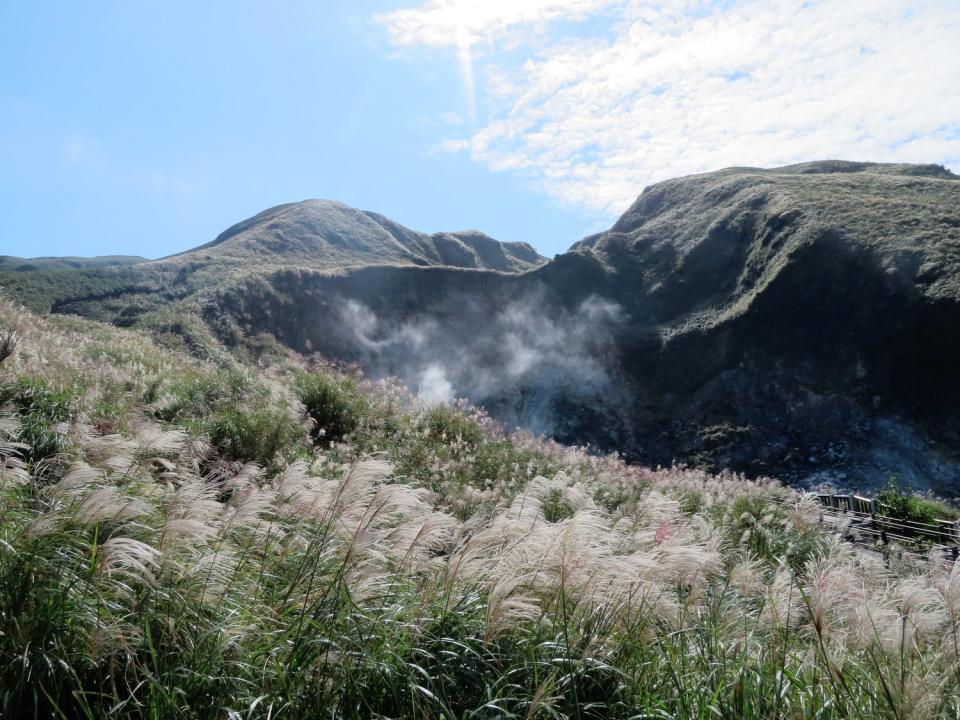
[
  {"x1": 438, "y1": 111, "x2": 465, "y2": 126},
  {"x1": 377, "y1": 0, "x2": 623, "y2": 47},
  {"x1": 377, "y1": 0, "x2": 624, "y2": 122},
  {"x1": 430, "y1": 137, "x2": 471, "y2": 154},
  {"x1": 64, "y1": 134, "x2": 100, "y2": 166},
  {"x1": 379, "y1": 0, "x2": 960, "y2": 216}
]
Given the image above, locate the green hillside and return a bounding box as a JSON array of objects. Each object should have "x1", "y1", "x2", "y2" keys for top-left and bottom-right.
[
  {"x1": 0, "y1": 255, "x2": 146, "y2": 272},
  {"x1": 3, "y1": 163, "x2": 959, "y2": 494},
  {"x1": 2, "y1": 293, "x2": 960, "y2": 718}
]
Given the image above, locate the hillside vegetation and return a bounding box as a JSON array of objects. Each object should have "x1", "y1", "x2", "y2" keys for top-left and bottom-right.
[
  {"x1": 564, "y1": 161, "x2": 960, "y2": 490},
  {"x1": 2, "y1": 297, "x2": 960, "y2": 718},
  {"x1": 0, "y1": 199, "x2": 545, "y2": 321},
  {"x1": 0, "y1": 255, "x2": 145, "y2": 272},
  {"x1": 5, "y1": 162, "x2": 956, "y2": 494}
]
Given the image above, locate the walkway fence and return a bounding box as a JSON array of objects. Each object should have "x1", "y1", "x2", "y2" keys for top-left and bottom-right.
[{"x1": 815, "y1": 493, "x2": 960, "y2": 563}]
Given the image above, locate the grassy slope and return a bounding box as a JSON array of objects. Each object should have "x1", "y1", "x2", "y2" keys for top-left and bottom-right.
[
  {"x1": 0, "y1": 255, "x2": 146, "y2": 272},
  {"x1": 2, "y1": 296, "x2": 960, "y2": 718},
  {"x1": 587, "y1": 161, "x2": 960, "y2": 334},
  {"x1": 560, "y1": 162, "x2": 960, "y2": 486},
  {"x1": 0, "y1": 200, "x2": 545, "y2": 322}
]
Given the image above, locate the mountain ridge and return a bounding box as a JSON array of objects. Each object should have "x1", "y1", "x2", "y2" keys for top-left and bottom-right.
[
  {"x1": 2, "y1": 160, "x2": 958, "y2": 495},
  {"x1": 0, "y1": 255, "x2": 146, "y2": 272},
  {"x1": 164, "y1": 198, "x2": 546, "y2": 273}
]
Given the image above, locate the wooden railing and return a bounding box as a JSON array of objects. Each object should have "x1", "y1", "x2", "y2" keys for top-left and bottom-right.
[{"x1": 815, "y1": 493, "x2": 960, "y2": 563}]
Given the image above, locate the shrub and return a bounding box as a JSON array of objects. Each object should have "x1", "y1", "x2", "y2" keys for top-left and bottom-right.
[
  {"x1": 542, "y1": 487, "x2": 574, "y2": 522},
  {"x1": 153, "y1": 369, "x2": 254, "y2": 423},
  {"x1": 385, "y1": 404, "x2": 561, "y2": 506},
  {"x1": 877, "y1": 477, "x2": 959, "y2": 524},
  {"x1": 209, "y1": 406, "x2": 302, "y2": 465},
  {"x1": 297, "y1": 373, "x2": 368, "y2": 443},
  {"x1": 0, "y1": 377, "x2": 75, "y2": 464},
  {"x1": 593, "y1": 483, "x2": 640, "y2": 514},
  {"x1": 89, "y1": 382, "x2": 130, "y2": 435},
  {"x1": 678, "y1": 491, "x2": 704, "y2": 515},
  {"x1": 422, "y1": 405, "x2": 484, "y2": 446}
]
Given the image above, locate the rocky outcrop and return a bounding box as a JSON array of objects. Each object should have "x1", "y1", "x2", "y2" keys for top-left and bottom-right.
[
  {"x1": 7, "y1": 162, "x2": 959, "y2": 495},
  {"x1": 204, "y1": 162, "x2": 960, "y2": 494},
  {"x1": 564, "y1": 162, "x2": 960, "y2": 493}
]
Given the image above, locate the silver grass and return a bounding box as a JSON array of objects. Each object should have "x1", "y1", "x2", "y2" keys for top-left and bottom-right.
[
  {"x1": 157, "y1": 517, "x2": 219, "y2": 554},
  {"x1": 76, "y1": 486, "x2": 150, "y2": 526},
  {"x1": 156, "y1": 476, "x2": 224, "y2": 553},
  {"x1": 0, "y1": 452, "x2": 28, "y2": 488},
  {"x1": 221, "y1": 485, "x2": 278, "y2": 538},
  {"x1": 387, "y1": 512, "x2": 458, "y2": 572},
  {"x1": 334, "y1": 458, "x2": 394, "y2": 522},
  {"x1": 276, "y1": 460, "x2": 337, "y2": 520},
  {"x1": 729, "y1": 556, "x2": 766, "y2": 597},
  {"x1": 485, "y1": 572, "x2": 543, "y2": 640},
  {"x1": 760, "y1": 567, "x2": 804, "y2": 631},
  {"x1": 652, "y1": 543, "x2": 720, "y2": 588},
  {"x1": 87, "y1": 622, "x2": 144, "y2": 660},
  {"x1": 185, "y1": 546, "x2": 241, "y2": 605},
  {"x1": 852, "y1": 593, "x2": 902, "y2": 653},
  {"x1": 936, "y1": 559, "x2": 960, "y2": 617},
  {"x1": 133, "y1": 422, "x2": 187, "y2": 457},
  {"x1": 166, "y1": 473, "x2": 222, "y2": 524},
  {"x1": 98, "y1": 536, "x2": 161, "y2": 586},
  {"x1": 790, "y1": 492, "x2": 824, "y2": 532},
  {"x1": 0, "y1": 406, "x2": 29, "y2": 487},
  {"x1": 26, "y1": 512, "x2": 66, "y2": 538},
  {"x1": 894, "y1": 579, "x2": 948, "y2": 647},
  {"x1": 52, "y1": 462, "x2": 105, "y2": 498},
  {"x1": 82, "y1": 432, "x2": 139, "y2": 473},
  {"x1": 224, "y1": 462, "x2": 266, "y2": 494}
]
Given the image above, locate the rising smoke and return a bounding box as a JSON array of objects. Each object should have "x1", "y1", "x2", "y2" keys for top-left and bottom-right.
[{"x1": 337, "y1": 292, "x2": 627, "y2": 437}]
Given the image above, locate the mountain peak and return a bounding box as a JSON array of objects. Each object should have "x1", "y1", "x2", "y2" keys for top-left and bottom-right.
[
  {"x1": 172, "y1": 199, "x2": 546, "y2": 273},
  {"x1": 605, "y1": 160, "x2": 960, "y2": 238}
]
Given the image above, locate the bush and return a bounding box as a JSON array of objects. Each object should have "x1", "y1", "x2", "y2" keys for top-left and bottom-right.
[
  {"x1": 0, "y1": 377, "x2": 76, "y2": 464},
  {"x1": 209, "y1": 406, "x2": 302, "y2": 465},
  {"x1": 297, "y1": 374, "x2": 368, "y2": 443},
  {"x1": 422, "y1": 405, "x2": 484, "y2": 446},
  {"x1": 542, "y1": 487, "x2": 575, "y2": 522},
  {"x1": 678, "y1": 491, "x2": 704, "y2": 515},
  {"x1": 877, "y1": 478, "x2": 959, "y2": 524},
  {"x1": 153, "y1": 369, "x2": 253, "y2": 423}
]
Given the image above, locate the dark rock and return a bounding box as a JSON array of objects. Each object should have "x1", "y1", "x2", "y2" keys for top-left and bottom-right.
[{"x1": 8, "y1": 161, "x2": 960, "y2": 496}]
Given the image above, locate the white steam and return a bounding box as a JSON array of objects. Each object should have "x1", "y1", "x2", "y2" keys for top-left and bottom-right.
[
  {"x1": 418, "y1": 364, "x2": 455, "y2": 405},
  {"x1": 337, "y1": 292, "x2": 626, "y2": 432}
]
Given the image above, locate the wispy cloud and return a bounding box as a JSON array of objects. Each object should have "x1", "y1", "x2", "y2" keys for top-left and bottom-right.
[
  {"x1": 64, "y1": 134, "x2": 102, "y2": 167},
  {"x1": 378, "y1": 0, "x2": 960, "y2": 216},
  {"x1": 429, "y1": 137, "x2": 471, "y2": 155},
  {"x1": 377, "y1": 0, "x2": 623, "y2": 123},
  {"x1": 63, "y1": 133, "x2": 202, "y2": 200},
  {"x1": 377, "y1": 0, "x2": 622, "y2": 46}
]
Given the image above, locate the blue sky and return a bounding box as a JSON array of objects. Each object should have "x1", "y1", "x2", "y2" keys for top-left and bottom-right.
[
  {"x1": 0, "y1": 1, "x2": 600, "y2": 259},
  {"x1": 2, "y1": 1, "x2": 958, "y2": 260}
]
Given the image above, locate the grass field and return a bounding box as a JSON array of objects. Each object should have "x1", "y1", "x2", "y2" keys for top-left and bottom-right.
[{"x1": 1, "y1": 296, "x2": 959, "y2": 718}]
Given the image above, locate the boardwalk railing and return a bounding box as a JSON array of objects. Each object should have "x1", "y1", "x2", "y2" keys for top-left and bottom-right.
[{"x1": 815, "y1": 493, "x2": 960, "y2": 562}]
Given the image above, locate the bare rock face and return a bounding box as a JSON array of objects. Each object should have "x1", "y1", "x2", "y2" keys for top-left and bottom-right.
[
  {"x1": 556, "y1": 161, "x2": 960, "y2": 492},
  {"x1": 6, "y1": 162, "x2": 960, "y2": 495},
  {"x1": 217, "y1": 161, "x2": 960, "y2": 494}
]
